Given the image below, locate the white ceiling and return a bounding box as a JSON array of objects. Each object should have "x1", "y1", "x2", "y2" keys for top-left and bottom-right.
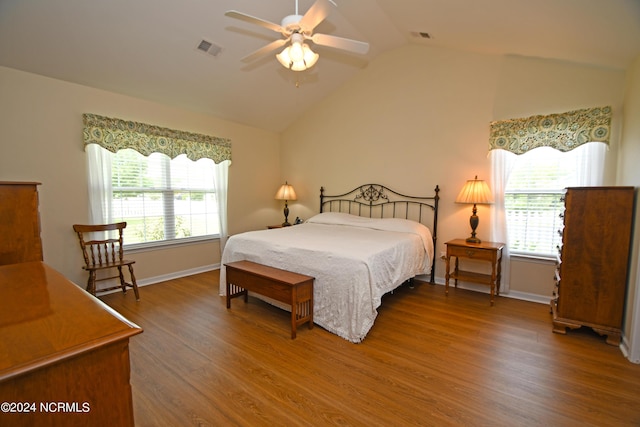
[{"x1": 1, "y1": 0, "x2": 639, "y2": 133}]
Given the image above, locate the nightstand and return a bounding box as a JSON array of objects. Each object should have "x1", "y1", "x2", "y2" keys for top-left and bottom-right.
[{"x1": 444, "y1": 239, "x2": 505, "y2": 305}]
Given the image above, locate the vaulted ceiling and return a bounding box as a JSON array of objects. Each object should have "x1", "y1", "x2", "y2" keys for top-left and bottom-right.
[{"x1": 1, "y1": 0, "x2": 639, "y2": 132}]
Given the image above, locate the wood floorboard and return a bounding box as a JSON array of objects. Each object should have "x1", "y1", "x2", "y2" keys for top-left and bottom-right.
[{"x1": 101, "y1": 270, "x2": 640, "y2": 427}]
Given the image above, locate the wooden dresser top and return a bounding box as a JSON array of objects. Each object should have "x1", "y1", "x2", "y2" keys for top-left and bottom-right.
[{"x1": 0, "y1": 262, "x2": 142, "y2": 381}]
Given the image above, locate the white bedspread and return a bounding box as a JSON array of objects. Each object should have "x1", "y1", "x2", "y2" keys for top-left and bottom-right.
[{"x1": 219, "y1": 213, "x2": 433, "y2": 343}]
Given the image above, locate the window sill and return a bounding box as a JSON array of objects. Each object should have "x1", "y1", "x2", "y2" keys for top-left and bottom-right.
[
  {"x1": 124, "y1": 234, "x2": 220, "y2": 254},
  {"x1": 509, "y1": 253, "x2": 556, "y2": 264}
]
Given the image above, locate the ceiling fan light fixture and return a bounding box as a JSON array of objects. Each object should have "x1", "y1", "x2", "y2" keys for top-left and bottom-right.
[
  {"x1": 227, "y1": 0, "x2": 369, "y2": 70},
  {"x1": 276, "y1": 37, "x2": 319, "y2": 71}
]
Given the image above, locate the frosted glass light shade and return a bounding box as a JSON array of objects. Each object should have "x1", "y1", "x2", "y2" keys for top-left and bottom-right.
[{"x1": 276, "y1": 34, "x2": 319, "y2": 72}]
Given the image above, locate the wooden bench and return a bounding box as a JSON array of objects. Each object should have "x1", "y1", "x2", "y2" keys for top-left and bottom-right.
[{"x1": 225, "y1": 260, "x2": 314, "y2": 339}]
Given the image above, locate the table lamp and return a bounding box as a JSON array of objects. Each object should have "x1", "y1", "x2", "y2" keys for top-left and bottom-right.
[
  {"x1": 275, "y1": 181, "x2": 297, "y2": 226},
  {"x1": 455, "y1": 176, "x2": 494, "y2": 243}
]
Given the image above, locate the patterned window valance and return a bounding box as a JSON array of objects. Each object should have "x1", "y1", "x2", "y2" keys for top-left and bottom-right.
[
  {"x1": 82, "y1": 113, "x2": 232, "y2": 163},
  {"x1": 488, "y1": 106, "x2": 611, "y2": 155}
]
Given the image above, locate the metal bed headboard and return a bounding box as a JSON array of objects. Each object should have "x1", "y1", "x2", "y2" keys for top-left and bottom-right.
[{"x1": 319, "y1": 184, "x2": 440, "y2": 283}]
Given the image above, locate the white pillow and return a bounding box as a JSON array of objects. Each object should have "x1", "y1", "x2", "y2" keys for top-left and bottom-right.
[
  {"x1": 306, "y1": 212, "x2": 371, "y2": 226},
  {"x1": 306, "y1": 212, "x2": 433, "y2": 254}
]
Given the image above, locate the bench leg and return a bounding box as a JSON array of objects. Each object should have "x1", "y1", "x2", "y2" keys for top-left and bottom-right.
[
  {"x1": 291, "y1": 307, "x2": 297, "y2": 340},
  {"x1": 226, "y1": 282, "x2": 248, "y2": 309}
]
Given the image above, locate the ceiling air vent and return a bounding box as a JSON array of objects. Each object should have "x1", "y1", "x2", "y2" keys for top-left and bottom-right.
[
  {"x1": 196, "y1": 39, "x2": 223, "y2": 57},
  {"x1": 410, "y1": 31, "x2": 432, "y2": 39}
]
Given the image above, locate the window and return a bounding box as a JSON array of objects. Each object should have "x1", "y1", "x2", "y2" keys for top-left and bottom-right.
[
  {"x1": 110, "y1": 149, "x2": 219, "y2": 245},
  {"x1": 82, "y1": 114, "x2": 231, "y2": 249},
  {"x1": 504, "y1": 144, "x2": 603, "y2": 258}
]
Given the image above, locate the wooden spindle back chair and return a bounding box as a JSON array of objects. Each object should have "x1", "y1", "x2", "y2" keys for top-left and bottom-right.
[{"x1": 73, "y1": 222, "x2": 140, "y2": 300}]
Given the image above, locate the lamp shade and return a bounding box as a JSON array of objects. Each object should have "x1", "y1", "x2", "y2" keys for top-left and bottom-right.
[
  {"x1": 455, "y1": 176, "x2": 494, "y2": 205},
  {"x1": 275, "y1": 182, "x2": 297, "y2": 201}
]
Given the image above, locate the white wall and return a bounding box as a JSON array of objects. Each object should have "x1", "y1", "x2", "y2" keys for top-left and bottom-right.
[
  {"x1": 282, "y1": 45, "x2": 502, "y2": 260},
  {"x1": 281, "y1": 45, "x2": 627, "y2": 300},
  {"x1": 0, "y1": 66, "x2": 282, "y2": 286}
]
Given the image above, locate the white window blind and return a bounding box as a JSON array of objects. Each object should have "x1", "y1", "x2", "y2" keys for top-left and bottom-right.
[
  {"x1": 504, "y1": 146, "x2": 590, "y2": 257},
  {"x1": 111, "y1": 149, "x2": 219, "y2": 245}
]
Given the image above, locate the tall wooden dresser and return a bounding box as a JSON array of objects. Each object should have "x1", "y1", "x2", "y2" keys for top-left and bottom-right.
[
  {"x1": 551, "y1": 186, "x2": 635, "y2": 345},
  {"x1": 0, "y1": 182, "x2": 43, "y2": 265},
  {"x1": 0, "y1": 183, "x2": 143, "y2": 425}
]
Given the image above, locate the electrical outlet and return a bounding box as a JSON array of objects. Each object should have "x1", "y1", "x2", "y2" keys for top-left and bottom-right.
[{"x1": 440, "y1": 251, "x2": 446, "y2": 259}]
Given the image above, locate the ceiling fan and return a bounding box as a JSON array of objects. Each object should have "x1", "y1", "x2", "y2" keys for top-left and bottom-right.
[{"x1": 225, "y1": 0, "x2": 369, "y2": 71}]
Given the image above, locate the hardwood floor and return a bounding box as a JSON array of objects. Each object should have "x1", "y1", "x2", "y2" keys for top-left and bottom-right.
[{"x1": 101, "y1": 271, "x2": 640, "y2": 426}]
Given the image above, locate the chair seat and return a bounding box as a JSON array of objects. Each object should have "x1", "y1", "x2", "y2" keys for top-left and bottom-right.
[{"x1": 82, "y1": 259, "x2": 136, "y2": 271}]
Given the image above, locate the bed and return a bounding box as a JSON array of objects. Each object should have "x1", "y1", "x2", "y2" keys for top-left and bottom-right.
[{"x1": 219, "y1": 184, "x2": 440, "y2": 343}]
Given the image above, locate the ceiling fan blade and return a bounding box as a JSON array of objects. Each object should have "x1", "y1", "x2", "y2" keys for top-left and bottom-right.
[
  {"x1": 299, "y1": 0, "x2": 332, "y2": 33},
  {"x1": 310, "y1": 33, "x2": 370, "y2": 55},
  {"x1": 225, "y1": 10, "x2": 284, "y2": 34},
  {"x1": 241, "y1": 38, "x2": 288, "y2": 63}
]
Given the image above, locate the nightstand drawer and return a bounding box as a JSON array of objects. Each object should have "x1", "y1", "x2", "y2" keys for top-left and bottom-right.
[{"x1": 447, "y1": 244, "x2": 494, "y2": 261}]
